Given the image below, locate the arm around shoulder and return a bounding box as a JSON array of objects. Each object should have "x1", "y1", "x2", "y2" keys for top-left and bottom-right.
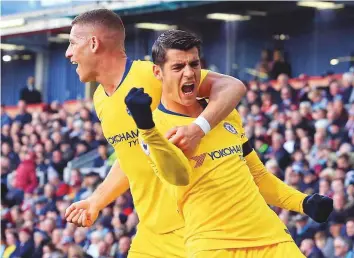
[{"x1": 198, "y1": 71, "x2": 247, "y2": 129}]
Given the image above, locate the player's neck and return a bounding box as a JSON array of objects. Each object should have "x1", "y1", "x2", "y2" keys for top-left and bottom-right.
[
  {"x1": 161, "y1": 95, "x2": 203, "y2": 118},
  {"x1": 96, "y1": 52, "x2": 127, "y2": 96}
]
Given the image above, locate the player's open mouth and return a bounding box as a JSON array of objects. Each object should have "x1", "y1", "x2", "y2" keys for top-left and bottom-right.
[
  {"x1": 181, "y1": 83, "x2": 195, "y2": 96},
  {"x1": 71, "y1": 61, "x2": 79, "y2": 72}
]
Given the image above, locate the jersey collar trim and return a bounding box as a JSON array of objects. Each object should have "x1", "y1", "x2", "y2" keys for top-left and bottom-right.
[
  {"x1": 157, "y1": 99, "x2": 208, "y2": 117},
  {"x1": 119, "y1": 57, "x2": 133, "y2": 88},
  {"x1": 157, "y1": 102, "x2": 190, "y2": 117},
  {"x1": 103, "y1": 57, "x2": 133, "y2": 97}
]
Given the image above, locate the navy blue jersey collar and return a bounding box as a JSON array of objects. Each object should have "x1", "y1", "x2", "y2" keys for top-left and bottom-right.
[
  {"x1": 104, "y1": 58, "x2": 133, "y2": 96},
  {"x1": 158, "y1": 99, "x2": 208, "y2": 117},
  {"x1": 118, "y1": 58, "x2": 133, "y2": 88},
  {"x1": 158, "y1": 102, "x2": 190, "y2": 117}
]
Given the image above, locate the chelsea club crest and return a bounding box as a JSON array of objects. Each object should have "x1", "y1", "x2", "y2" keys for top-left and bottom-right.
[{"x1": 223, "y1": 122, "x2": 237, "y2": 134}]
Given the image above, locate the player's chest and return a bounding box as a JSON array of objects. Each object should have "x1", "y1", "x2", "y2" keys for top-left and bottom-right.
[
  {"x1": 189, "y1": 121, "x2": 246, "y2": 169},
  {"x1": 99, "y1": 94, "x2": 139, "y2": 149},
  {"x1": 99, "y1": 87, "x2": 160, "y2": 152}
]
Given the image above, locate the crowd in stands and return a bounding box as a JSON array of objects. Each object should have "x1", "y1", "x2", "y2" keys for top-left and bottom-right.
[
  {"x1": 1, "y1": 100, "x2": 136, "y2": 258},
  {"x1": 240, "y1": 71, "x2": 354, "y2": 258},
  {"x1": 1, "y1": 68, "x2": 354, "y2": 258}
]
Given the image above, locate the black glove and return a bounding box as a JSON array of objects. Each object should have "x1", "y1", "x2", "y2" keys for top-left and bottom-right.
[
  {"x1": 125, "y1": 87, "x2": 155, "y2": 130},
  {"x1": 303, "y1": 194, "x2": 333, "y2": 223}
]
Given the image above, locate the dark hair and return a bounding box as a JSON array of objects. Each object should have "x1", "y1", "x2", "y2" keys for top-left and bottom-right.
[
  {"x1": 338, "y1": 154, "x2": 350, "y2": 162},
  {"x1": 152, "y1": 30, "x2": 202, "y2": 66},
  {"x1": 72, "y1": 9, "x2": 125, "y2": 38}
]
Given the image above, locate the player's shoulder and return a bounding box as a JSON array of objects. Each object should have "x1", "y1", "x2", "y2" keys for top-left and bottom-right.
[
  {"x1": 152, "y1": 108, "x2": 167, "y2": 125},
  {"x1": 131, "y1": 60, "x2": 154, "y2": 74},
  {"x1": 215, "y1": 109, "x2": 243, "y2": 132},
  {"x1": 129, "y1": 59, "x2": 158, "y2": 83},
  {"x1": 152, "y1": 108, "x2": 176, "y2": 134}
]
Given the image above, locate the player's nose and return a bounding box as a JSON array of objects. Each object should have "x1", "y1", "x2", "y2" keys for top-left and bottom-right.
[
  {"x1": 183, "y1": 65, "x2": 194, "y2": 78},
  {"x1": 65, "y1": 46, "x2": 72, "y2": 59}
]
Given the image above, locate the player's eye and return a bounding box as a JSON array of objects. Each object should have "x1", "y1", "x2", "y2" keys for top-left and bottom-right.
[
  {"x1": 190, "y1": 61, "x2": 200, "y2": 68},
  {"x1": 173, "y1": 65, "x2": 184, "y2": 71}
]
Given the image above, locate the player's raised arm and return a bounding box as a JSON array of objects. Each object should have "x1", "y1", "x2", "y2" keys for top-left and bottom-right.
[
  {"x1": 243, "y1": 145, "x2": 333, "y2": 223},
  {"x1": 125, "y1": 87, "x2": 191, "y2": 186},
  {"x1": 197, "y1": 71, "x2": 246, "y2": 129},
  {"x1": 232, "y1": 110, "x2": 333, "y2": 223},
  {"x1": 65, "y1": 160, "x2": 129, "y2": 227}
]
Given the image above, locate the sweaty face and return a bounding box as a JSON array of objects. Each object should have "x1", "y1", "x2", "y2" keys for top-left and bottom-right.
[
  {"x1": 157, "y1": 47, "x2": 201, "y2": 107},
  {"x1": 65, "y1": 24, "x2": 96, "y2": 82}
]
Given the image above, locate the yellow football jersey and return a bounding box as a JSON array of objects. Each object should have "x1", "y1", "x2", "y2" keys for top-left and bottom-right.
[
  {"x1": 149, "y1": 104, "x2": 294, "y2": 256},
  {"x1": 93, "y1": 59, "x2": 208, "y2": 234}
]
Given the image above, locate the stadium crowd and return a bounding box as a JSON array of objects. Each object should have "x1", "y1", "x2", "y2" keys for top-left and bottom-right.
[{"x1": 1, "y1": 69, "x2": 354, "y2": 258}]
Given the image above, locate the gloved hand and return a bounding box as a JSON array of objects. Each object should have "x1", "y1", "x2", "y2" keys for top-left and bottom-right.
[
  {"x1": 125, "y1": 87, "x2": 155, "y2": 130},
  {"x1": 303, "y1": 193, "x2": 333, "y2": 223}
]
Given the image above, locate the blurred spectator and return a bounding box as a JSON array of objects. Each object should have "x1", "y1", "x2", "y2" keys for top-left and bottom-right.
[
  {"x1": 342, "y1": 72, "x2": 354, "y2": 104},
  {"x1": 309, "y1": 89, "x2": 328, "y2": 112},
  {"x1": 74, "y1": 228, "x2": 89, "y2": 250},
  {"x1": 87, "y1": 231, "x2": 102, "y2": 258},
  {"x1": 68, "y1": 244, "x2": 90, "y2": 258},
  {"x1": 94, "y1": 142, "x2": 109, "y2": 168},
  {"x1": 12, "y1": 227, "x2": 34, "y2": 258},
  {"x1": 300, "y1": 238, "x2": 324, "y2": 258},
  {"x1": 265, "y1": 133, "x2": 291, "y2": 170},
  {"x1": 20, "y1": 76, "x2": 42, "y2": 104},
  {"x1": 104, "y1": 231, "x2": 119, "y2": 257},
  {"x1": 1, "y1": 142, "x2": 20, "y2": 171},
  {"x1": 50, "y1": 150, "x2": 68, "y2": 180},
  {"x1": 265, "y1": 159, "x2": 283, "y2": 180},
  {"x1": 1, "y1": 105, "x2": 12, "y2": 127},
  {"x1": 14, "y1": 100, "x2": 32, "y2": 125},
  {"x1": 327, "y1": 80, "x2": 344, "y2": 102},
  {"x1": 75, "y1": 141, "x2": 90, "y2": 158},
  {"x1": 117, "y1": 236, "x2": 131, "y2": 258},
  {"x1": 49, "y1": 101, "x2": 61, "y2": 114},
  {"x1": 289, "y1": 214, "x2": 318, "y2": 246},
  {"x1": 48, "y1": 172, "x2": 70, "y2": 198},
  {"x1": 255, "y1": 49, "x2": 272, "y2": 80},
  {"x1": 14, "y1": 152, "x2": 38, "y2": 194},
  {"x1": 333, "y1": 236, "x2": 353, "y2": 258},
  {"x1": 245, "y1": 90, "x2": 261, "y2": 106},
  {"x1": 346, "y1": 218, "x2": 354, "y2": 242},
  {"x1": 270, "y1": 49, "x2": 292, "y2": 79},
  {"x1": 3, "y1": 231, "x2": 17, "y2": 258},
  {"x1": 1, "y1": 124, "x2": 12, "y2": 145},
  {"x1": 82, "y1": 130, "x2": 99, "y2": 150},
  {"x1": 33, "y1": 230, "x2": 48, "y2": 257},
  {"x1": 314, "y1": 231, "x2": 335, "y2": 258}
]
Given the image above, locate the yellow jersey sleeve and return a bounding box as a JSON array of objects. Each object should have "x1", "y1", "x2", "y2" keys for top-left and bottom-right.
[
  {"x1": 245, "y1": 150, "x2": 307, "y2": 213},
  {"x1": 138, "y1": 127, "x2": 191, "y2": 186},
  {"x1": 232, "y1": 110, "x2": 307, "y2": 213}
]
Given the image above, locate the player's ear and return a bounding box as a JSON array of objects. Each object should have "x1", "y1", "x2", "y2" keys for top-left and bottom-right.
[
  {"x1": 90, "y1": 36, "x2": 99, "y2": 53},
  {"x1": 153, "y1": 64, "x2": 163, "y2": 81}
]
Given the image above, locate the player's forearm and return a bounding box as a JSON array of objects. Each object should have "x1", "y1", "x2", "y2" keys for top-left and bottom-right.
[
  {"x1": 200, "y1": 75, "x2": 246, "y2": 129},
  {"x1": 87, "y1": 160, "x2": 130, "y2": 211},
  {"x1": 245, "y1": 150, "x2": 307, "y2": 213},
  {"x1": 139, "y1": 127, "x2": 191, "y2": 186}
]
